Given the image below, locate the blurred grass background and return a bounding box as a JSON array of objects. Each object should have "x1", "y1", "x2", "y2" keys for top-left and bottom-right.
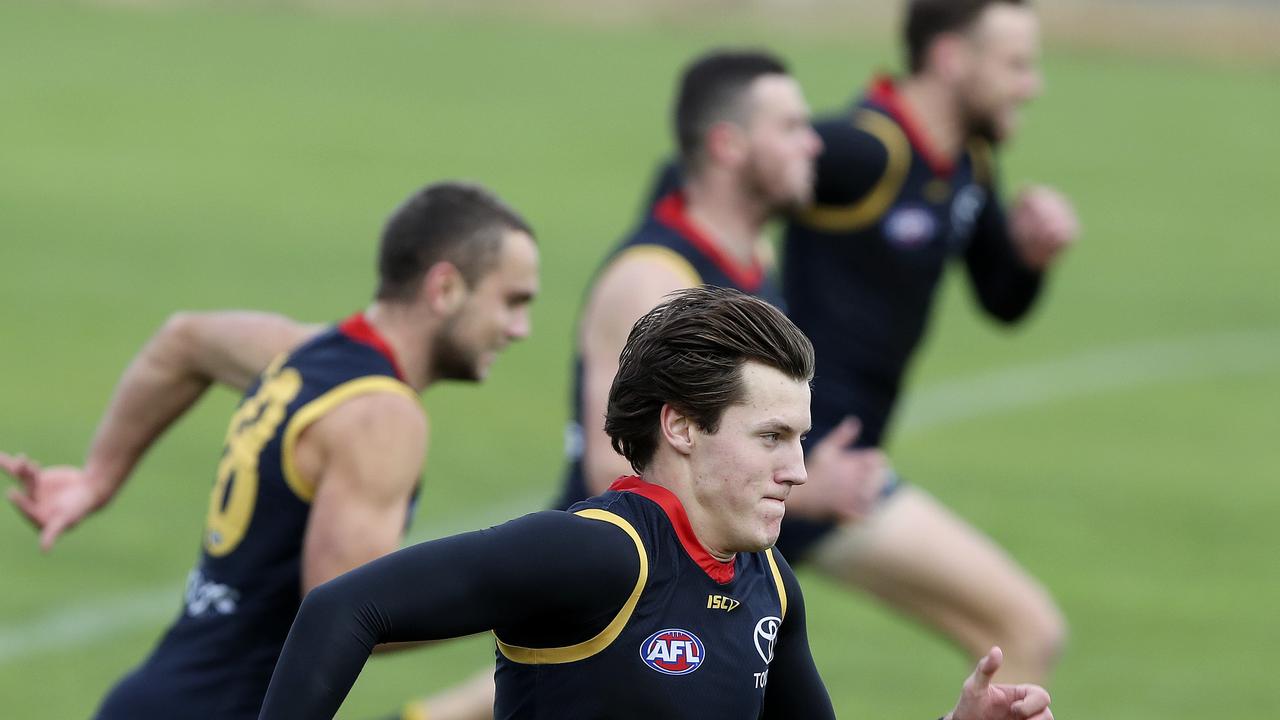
[{"x1": 1, "y1": 1, "x2": 1277, "y2": 717}]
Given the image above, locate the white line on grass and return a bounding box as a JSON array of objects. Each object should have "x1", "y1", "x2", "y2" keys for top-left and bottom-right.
[{"x1": 2, "y1": 327, "x2": 1277, "y2": 664}]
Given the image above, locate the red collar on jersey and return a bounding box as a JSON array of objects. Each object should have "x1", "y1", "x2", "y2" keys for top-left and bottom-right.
[
  {"x1": 609, "y1": 475, "x2": 737, "y2": 584},
  {"x1": 866, "y1": 74, "x2": 956, "y2": 178},
  {"x1": 338, "y1": 312, "x2": 408, "y2": 382},
  {"x1": 652, "y1": 191, "x2": 764, "y2": 293}
]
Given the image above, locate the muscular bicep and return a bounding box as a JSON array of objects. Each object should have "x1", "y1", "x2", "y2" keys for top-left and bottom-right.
[
  {"x1": 299, "y1": 392, "x2": 426, "y2": 593},
  {"x1": 578, "y1": 256, "x2": 700, "y2": 494},
  {"x1": 259, "y1": 511, "x2": 639, "y2": 720},
  {"x1": 761, "y1": 551, "x2": 835, "y2": 719},
  {"x1": 171, "y1": 311, "x2": 321, "y2": 392}
]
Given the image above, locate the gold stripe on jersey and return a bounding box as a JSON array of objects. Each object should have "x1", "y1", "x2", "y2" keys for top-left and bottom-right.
[
  {"x1": 280, "y1": 375, "x2": 419, "y2": 502},
  {"x1": 766, "y1": 547, "x2": 788, "y2": 620},
  {"x1": 495, "y1": 508, "x2": 649, "y2": 665},
  {"x1": 613, "y1": 244, "x2": 703, "y2": 287},
  {"x1": 799, "y1": 109, "x2": 911, "y2": 233}
]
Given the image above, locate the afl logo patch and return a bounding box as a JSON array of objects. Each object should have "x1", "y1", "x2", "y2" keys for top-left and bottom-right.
[
  {"x1": 754, "y1": 616, "x2": 781, "y2": 664},
  {"x1": 884, "y1": 205, "x2": 937, "y2": 248},
  {"x1": 640, "y1": 628, "x2": 705, "y2": 675}
]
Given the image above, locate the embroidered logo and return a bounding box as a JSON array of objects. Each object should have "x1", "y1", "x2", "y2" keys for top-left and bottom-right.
[
  {"x1": 640, "y1": 628, "x2": 705, "y2": 675},
  {"x1": 884, "y1": 205, "x2": 937, "y2": 248},
  {"x1": 754, "y1": 616, "x2": 781, "y2": 664}
]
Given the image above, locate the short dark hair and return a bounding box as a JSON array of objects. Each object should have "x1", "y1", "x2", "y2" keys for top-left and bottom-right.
[
  {"x1": 674, "y1": 49, "x2": 789, "y2": 172},
  {"x1": 905, "y1": 0, "x2": 1029, "y2": 73},
  {"x1": 376, "y1": 181, "x2": 534, "y2": 301},
  {"x1": 605, "y1": 286, "x2": 815, "y2": 472}
]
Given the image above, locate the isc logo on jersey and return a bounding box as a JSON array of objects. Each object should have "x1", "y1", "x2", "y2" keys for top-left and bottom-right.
[{"x1": 640, "y1": 628, "x2": 705, "y2": 676}]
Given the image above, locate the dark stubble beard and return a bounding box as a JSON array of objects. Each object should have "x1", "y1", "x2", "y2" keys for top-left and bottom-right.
[
  {"x1": 743, "y1": 152, "x2": 809, "y2": 216},
  {"x1": 430, "y1": 315, "x2": 483, "y2": 383},
  {"x1": 961, "y1": 92, "x2": 1007, "y2": 146}
]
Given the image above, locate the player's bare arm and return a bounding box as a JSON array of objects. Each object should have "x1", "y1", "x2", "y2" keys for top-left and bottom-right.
[
  {"x1": 168, "y1": 310, "x2": 323, "y2": 392},
  {"x1": 578, "y1": 255, "x2": 697, "y2": 495},
  {"x1": 295, "y1": 390, "x2": 427, "y2": 593},
  {"x1": 3, "y1": 311, "x2": 319, "y2": 551}
]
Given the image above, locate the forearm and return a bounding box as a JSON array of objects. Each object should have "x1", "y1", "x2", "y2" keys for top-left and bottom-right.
[
  {"x1": 965, "y1": 203, "x2": 1044, "y2": 323},
  {"x1": 81, "y1": 319, "x2": 214, "y2": 504}
]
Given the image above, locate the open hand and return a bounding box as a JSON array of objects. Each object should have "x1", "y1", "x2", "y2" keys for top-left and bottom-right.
[{"x1": 2, "y1": 452, "x2": 104, "y2": 552}]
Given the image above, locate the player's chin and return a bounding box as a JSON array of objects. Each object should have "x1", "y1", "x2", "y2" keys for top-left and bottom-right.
[
  {"x1": 759, "y1": 500, "x2": 786, "y2": 527},
  {"x1": 758, "y1": 521, "x2": 783, "y2": 550},
  {"x1": 996, "y1": 110, "x2": 1021, "y2": 141},
  {"x1": 474, "y1": 352, "x2": 500, "y2": 379},
  {"x1": 779, "y1": 188, "x2": 812, "y2": 213}
]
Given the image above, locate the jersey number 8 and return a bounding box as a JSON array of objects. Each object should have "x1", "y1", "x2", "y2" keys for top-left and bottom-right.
[{"x1": 203, "y1": 363, "x2": 303, "y2": 557}]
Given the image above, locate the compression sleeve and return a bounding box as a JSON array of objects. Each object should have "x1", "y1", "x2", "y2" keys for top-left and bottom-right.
[
  {"x1": 257, "y1": 510, "x2": 639, "y2": 720},
  {"x1": 760, "y1": 551, "x2": 837, "y2": 719},
  {"x1": 962, "y1": 167, "x2": 1044, "y2": 323},
  {"x1": 810, "y1": 116, "x2": 891, "y2": 207}
]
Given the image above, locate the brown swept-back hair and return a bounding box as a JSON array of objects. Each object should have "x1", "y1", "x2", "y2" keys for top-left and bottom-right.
[
  {"x1": 605, "y1": 285, "x2": 815, "y2": 472},
  {"x1": 905, "y1": 0, "x2": 1029, "y2": 73}
]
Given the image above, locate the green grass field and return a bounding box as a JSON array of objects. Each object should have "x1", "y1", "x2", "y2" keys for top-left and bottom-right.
[{"x1": 2, "y1": 2, "x2": 1277, "y2": 717}]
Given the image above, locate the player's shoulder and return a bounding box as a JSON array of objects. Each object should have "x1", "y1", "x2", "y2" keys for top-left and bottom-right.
[
  {"x1": 813, "y1": 110, "x2": 894, "y2": 167},
  {"x1": 589, "y1": 230, "x2": 701, "y2": 320},
  {"x1": 817, "y1": 100, "x2": 913, "y2": 164},
  {"x1": 306, "y1": 383, "x2": 426, "y2": 451},
  {"x1": 807, "y1": 108, "x2": 907, "y2": 209},
  {"x1": 512, "y1": 508, "x2": 646, "y2": 577}
]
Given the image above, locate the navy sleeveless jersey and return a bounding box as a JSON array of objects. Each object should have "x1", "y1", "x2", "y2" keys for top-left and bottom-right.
[
  {"x1": 557, "y1": 192, "x2": 785, "y2": 507},
  {"x1": 497, "y1": 476, "x2": 789, "y2": 719},
  {"x1": 94, "y1": 313, "x2": 418, "y2": 720},
  {"x1": 784, "y1": 76, "x2": 1040, "y2": 447}
]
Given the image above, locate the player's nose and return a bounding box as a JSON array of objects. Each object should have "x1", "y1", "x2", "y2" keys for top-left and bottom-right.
[
  {"x1": 778, "y1": 441, "x2": 807, "y2": 487},
  {"x1": 806, "y1": 126, "x2": 823, "y2": 157},
  {"x1": 507, "y1": 308, "x2": 532, "y2": 341}
]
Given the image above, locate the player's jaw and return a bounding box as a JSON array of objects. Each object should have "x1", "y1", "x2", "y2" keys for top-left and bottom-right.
[
  {"x1": 742, "y1": 77, "x2": 821, "y2": 213},
  {"x1": 962, "y1": 5, "x2": 1042, "y2": 144}
]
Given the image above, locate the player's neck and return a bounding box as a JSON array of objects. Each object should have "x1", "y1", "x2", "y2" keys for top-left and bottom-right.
[
  {"x1": 682, "y1": 176, "x2": 768, "y2": 269},
  {"x1": 645, "y1": 455, "x2": 737, "y2": 563},
  {"x1": 363, "y1": 304, "x2": 432, "y2": 392},
  {"x1": 897, "y1": 75, "x2": 966, "y2": 158}
]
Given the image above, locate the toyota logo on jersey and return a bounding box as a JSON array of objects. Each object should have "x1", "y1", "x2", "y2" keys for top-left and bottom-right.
[
  {"x1": 754, "y1": 616, "x2": 781, "y2": 664},
  {"x1": 640, "y1": 628, "x2": 705, "y2": 675}
]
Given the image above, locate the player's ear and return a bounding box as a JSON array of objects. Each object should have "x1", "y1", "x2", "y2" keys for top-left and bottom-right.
[
  {"x1": 931, "y1": 32, "x2": 971, "y2": 82},
  {"x1": 421, "y1": 261, "x2": 469, "y2": 315},
  {"x1": 704, "y1": 120, "x2": 748, "y2": 169},
  {"x1": 658, "y1": 403, "x2": 694, "y2": 457}
]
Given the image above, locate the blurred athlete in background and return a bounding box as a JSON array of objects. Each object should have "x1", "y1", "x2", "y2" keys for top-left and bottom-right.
[{"x1": 2, "y1": 182, "x2": 539, "y2": 719}]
